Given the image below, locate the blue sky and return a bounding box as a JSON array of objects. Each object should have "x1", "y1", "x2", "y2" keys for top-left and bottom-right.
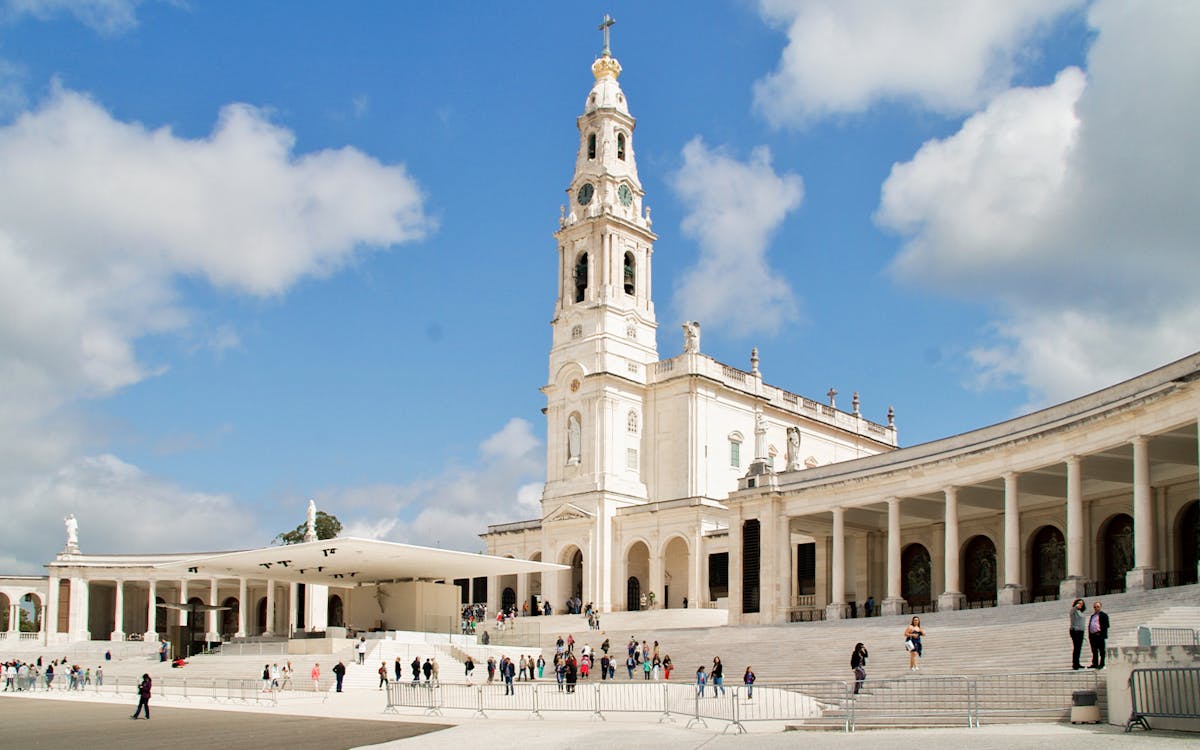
[{"x1": 1, "y1": 1, "x2": 1196, "y2": 571}]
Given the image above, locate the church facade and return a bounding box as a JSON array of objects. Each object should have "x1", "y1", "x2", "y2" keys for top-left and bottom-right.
[{"x1": 480, "y1": 44, "x2": 1200, "y2": 624}]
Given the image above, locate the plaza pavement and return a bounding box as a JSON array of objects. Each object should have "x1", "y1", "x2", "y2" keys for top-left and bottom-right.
[{"x1": 3, "y1": 688, "x2": 1198, "y2": 749}]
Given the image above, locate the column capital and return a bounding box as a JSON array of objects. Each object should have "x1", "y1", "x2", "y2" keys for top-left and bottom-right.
[
  {"x1": 1002, "y1": 470, "x2": 1019, "y2": 481},
  {"x1": 943, "y1": 485, "x2": 958, "y2": 500},
  {"x1": 1065, "y1": 454, "x2": 1081, "y2": 468},
  {"x1": 886, "y1": 496, "x2": 900, "y2": 507},
  {"x1": 1130, "y1": 434, "x2": 1148, "y2": 447}
]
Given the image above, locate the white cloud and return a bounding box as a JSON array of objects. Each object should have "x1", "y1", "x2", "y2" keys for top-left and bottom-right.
[
  {"x1": 0, "y1": 84, "x2": 432, "y2": 571},
  {"x1": 3, "y1": 0, "x2": 148, "y2": 34},
  {"x1": 876, "y1": 1, "x2": 1200, "y2": 406},
  {"x1": 2, "y1": 454, "x2": 263, "y2": 573},
  {"x1": 754, "y1": 0, "x2": 1082, "y2": 126},
  {"x1": 318, "y1": 418, "x2": 545, "y2": 554},
  {"x1": 670, "y1": 137, "x2": 803, "y2": 337}
]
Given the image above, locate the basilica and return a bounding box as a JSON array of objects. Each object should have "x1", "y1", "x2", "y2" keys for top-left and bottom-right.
[{"x1": 479, "y1": 40, "x2": 1200, "y2": 625}]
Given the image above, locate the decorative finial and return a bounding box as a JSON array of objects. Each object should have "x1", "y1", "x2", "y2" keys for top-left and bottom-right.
[
  {"x1": 750, "y1": 347, "x2": 759, "y2": 375},
  {"x1": 852, "y1": 391, "x2": 860, "y2": 416},
  {"x1": 827, "y1": 388, "x2": 838, "y2": 409},
  {"x1": 887, "y1": 405, "x2": 895, "y2": 427},
  {"x1": 598, "y1": 14, "x2": 615, "y2": 57}
]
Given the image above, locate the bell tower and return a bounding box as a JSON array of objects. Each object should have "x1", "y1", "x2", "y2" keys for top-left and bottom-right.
[{"x1": 540, "y1": 18, "x2": 656, "y2": 612}]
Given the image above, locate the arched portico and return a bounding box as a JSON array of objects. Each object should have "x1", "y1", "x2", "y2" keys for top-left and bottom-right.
[
  {"x1": 625, "y1": 540, "x2": 650, "y2": 610},
  {"x1": 902, "y1": 543, "x2": 932, "y2": 608},
  {"x1": 662, "y1": 536, "x2": 690, "y2": 608},
  {"x1": 962, "y1": 535, "x2": 997, "y2": 605},
  {"x1": 1099, "y1": 513, "x2": 1135, "y2": 594},
  {"x1": 1029, "y1": 525, "x2": 1065, "y2": 600}
]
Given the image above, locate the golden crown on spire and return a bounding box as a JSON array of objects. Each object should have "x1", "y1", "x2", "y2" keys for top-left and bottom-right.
[{"x1": 592, "y1": 55, "x2": 622, "y2": 81}]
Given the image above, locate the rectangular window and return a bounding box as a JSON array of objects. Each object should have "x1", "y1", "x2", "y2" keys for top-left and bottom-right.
[
  {"x1": 626, "y1": 448, "x2": 638, "y2": 471},
  {"x1": 729, "y1": 441, "x2": 740, "y2": 468}
]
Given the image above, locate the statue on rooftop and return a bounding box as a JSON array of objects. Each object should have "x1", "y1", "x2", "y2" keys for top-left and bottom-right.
[
  {"x1": 64, "y1": 513, "x2": 79, "y2": 553},
  {"x1": 682, "y1": 321, "x2": 700, "y2": 353},
  {"x1": 786, "y1": 426, "x2": 802, "y2": 471},
  {"x1": 304, "y1": 500, "x2": 317, "y2": 543}
]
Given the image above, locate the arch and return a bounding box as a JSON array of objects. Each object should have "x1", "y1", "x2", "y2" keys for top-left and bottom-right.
[
  {"x1": 1029, "y1": 525, "x2": 1066, "y2": 599},
  {"x1": 901, "y1": 543, "x2": 932, "y2": 606},
  {"x1": 256, "y1": 596, "x2": 267, "y2": 635},
  {"x1": 1175, "y1": 501, "x2": 1198, "y2": 584},
  {"x1": 587, "y1": 133, "x2": 596, "y2": 159},
  {"x1": 662, "y1": 535, "x2": 690, "y2": 608},
  {"x1": 0, "y1": 592, "x2": 8, "y2": 631},
  {"x1": 19, "y1": 592, "x2": 43, "y2": 632},
  {"x1": 573, "y1": 252, "x2": 589, "y2": 302},
  {"x1": 623, "y1": 251, "x2": 635, "y2": 295},
  {"x1": 616, "y1": 132, "x2": 626, "y2": 160},
  {"x1": 1100, "y1": 513, "x2": 1135, "y2": 594},
  {"x1": 626, "y1": 540, "x2": 650, "y2": 611},
  {"x1": 327, "y1": 594, "x2": 344, "y2": 627},
  {"x1": 220, "y1": 596, "x2": 239, "y2": 637},
  {"x1": 961, "y1": 534, "x2": 997, "y2": 603},
  {"x1": 501, "y1": 587, "x2": 517, "y2": 612},
  {"x1": 558, "y1": 545, "x2": 584, "y2": 608}
]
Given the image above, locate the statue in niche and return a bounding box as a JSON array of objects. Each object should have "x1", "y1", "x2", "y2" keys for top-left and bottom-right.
[
  {"x1": 682, "y1": 321, "x2": 701, "y2": 353},
  {"x1": 64, "y1": 514, "x2": 79, "y2": 551},
  {"x1": 567, "y1": 413, "x2": 581, "y2": 464},
  {"x1": 786, "y1": 426, "x2": 802, "y2": 471},
  {"x1": 754, "y1": 411, "x2": 768, "y2": 460}
]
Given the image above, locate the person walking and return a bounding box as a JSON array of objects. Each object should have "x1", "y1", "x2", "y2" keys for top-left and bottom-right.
[
  {"x1": 411, "y1": 656, "x2": 421, "y2": 684},
  {"x1": 711, "y1": 656, "x2": 725, "y2": 697},
  {"x1": 503, "y1": 656, "x2": 516, "y2": 695},
  {"x1": 904, "y1": 616, "x2": 925, "y2": 671},
  {"x1": 130, "y1": 674, "x2": 151, "y2": 719},
  {"x1": 695, "y1": 665, "x2": 707, "y2": 697},
  {"x1": 1088, "y1": 601, "x2": 1110, "y2": 670},
  {"x1": 356, "y1": 637, "x2": 367, "y2": 665},
  {"x1": 378, "y1": 661, "x2": 388, "y2": 690},
  {"x1": 1069, "y1": 599, "x2": 1088, "y2": 669},
  {"x1": 394, "y1": 656, "x2": 403, "y2": 682},
  {"x1": 465, "y1": 656, "x2": 475, "y2": 682},
  {"x1": 743, "y1": 666, "x2": 756, "y2": 700},
  {"x1": 536, "y1": 654, "x2": 545, "y2": 679},
  {"x1": 311, "y1": 663, "x2": 321, "y2": 692},
  {"x1": 850, "y1": 643, "x2": 869, "y2": 695},
  {"x1": 332, "y1": 660, "x2": 346, "y2": 692}
]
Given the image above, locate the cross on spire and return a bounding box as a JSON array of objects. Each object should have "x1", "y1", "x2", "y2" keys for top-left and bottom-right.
[{"x1": 598, "y1": 14, "x2": 615, "y2": 57}]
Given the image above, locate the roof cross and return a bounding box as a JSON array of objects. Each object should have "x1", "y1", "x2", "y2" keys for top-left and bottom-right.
[{"x1": 598, "y1": 14, "x2": 615, "y2": 57}]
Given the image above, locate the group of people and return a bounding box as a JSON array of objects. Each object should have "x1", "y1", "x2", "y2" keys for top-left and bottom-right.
[
  {"x1": 1069, "y1": 599, "x2": 1110, "y2": 670},
  {"x1": 1, "y1": 657, "x2": 103, "y2": 691},
  {"x1": 259, "y1": 661, "x2": 294, "y2": 691}
]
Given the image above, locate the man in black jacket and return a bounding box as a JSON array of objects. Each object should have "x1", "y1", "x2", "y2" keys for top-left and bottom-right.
[
  {"x1": 332, "y1": 661, "x2": 346, "y2": 692},
  {"x1": 1087, "y1": 601, "x2": 1110, "y2": 670}
]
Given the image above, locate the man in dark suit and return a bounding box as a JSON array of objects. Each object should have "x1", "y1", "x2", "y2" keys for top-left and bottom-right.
[{"x1": 1088, "y1": 601, "x2": 1110, "y2": 669}]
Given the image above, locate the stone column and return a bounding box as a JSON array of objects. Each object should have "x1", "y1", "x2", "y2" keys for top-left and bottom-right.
[
  {"x1": 998, "y1": 472, "x2": 1026, "y2": 605},
  {"x1": 825, "y1": 507, "x2": 848, "y2": 620},
  {"x1": 288, "y1": 582, "x2": 299, "y2": 636},
  {"x1": 69, "y1": 577, "x2": 90, "y2": 640},
  {"x1": 727, "y1": 504, "x2": 744, "y2": 622},
  {"x1": 1126, "y1": 435, "x2": 1157, "y2": 591},
  {"x1": 6, "y1": 603, "x2": 16, "y2": 634},
  {"x1": 44, "y1": 575, "x2": 58, "y2": 646},
  {"x1": 178, "y1": 579, "x2": 188, "y2": 626},
  {"x1": 789, "y1": 538, "x2": 799, "y2": 607},
  {"x1": 649, "y1": 545, "x2": 664, "y2": 610},
  {"x1": 1060, "y1": 456, "x2": 1089, "y2": 600},
  {"x1": 758, "y1": 504, "x2": 776, "y2": 621},
  {"x1": 776, "y1": 514, "x2": 792, "y2": 622},
  {"x1": 882, "y1": 497, "x2": 905, "y2": 615},
  {"x1": 144, "y1": 579, "x2": 157, "y2": 641},
  {"x1": 264, "y1": 580, "x2": 275, "y2": 636},
  {"x1": 206, "y1": 579, "x2": 220, "y2": 641},
  {"x1": 939, "y1": 487, "x2": 965, "y2": 611},
  {"x1": 516, "y1": 573, "x2": 530, "y2": 615},
  {"x1": 236, "y1": 578, "x2": 247, "y2": 638},
  {"x1": 111, "y1": 580, "x2": 125, "y2": 641},
  {"x1": 690, "y1": 530, "x2": 704, "y2": 608}
]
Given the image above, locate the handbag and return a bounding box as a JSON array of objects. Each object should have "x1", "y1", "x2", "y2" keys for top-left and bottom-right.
[{"x1": 904, "y1": 638, "x2": 915, "y2": 652}]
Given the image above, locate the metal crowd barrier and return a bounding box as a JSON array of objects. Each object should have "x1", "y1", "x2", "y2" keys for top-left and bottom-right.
[
  {"x1": 385, "y1": 672, "x2": 1095, "y2": 732},
  {"x1": 11, "y1": 674, "x2": 334, "y2": 705},
  {"x1": 1126, "y1": 667, "x2": 1200, "y2": 732},
  {"x1": 1136, "y1": 627, "x2": 1200, "y2": 647}
]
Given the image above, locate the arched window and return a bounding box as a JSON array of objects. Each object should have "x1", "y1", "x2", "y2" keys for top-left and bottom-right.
[
  {"x1": 623, "y1": 251, "x2": 635, "y2": 295},
  {"x1": 728, "y1": 431, "x2": 743, "y2": 468},
  {"x1": 574, "y1": 253, "x2": 588, "y2": 302},
  {"x1": 587, "y1": 133, "x2": 596, "y2": 160},
  {"x1": 617, "y1": 132, "x2": 626, "y2": 160},
  {"x1": 627, "y1": 410, "x2": 638, "y2": 433}
]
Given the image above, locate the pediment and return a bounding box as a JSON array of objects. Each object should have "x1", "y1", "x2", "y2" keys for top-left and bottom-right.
[{"x1": 544, "y1": 503, "x2": 594, "y2": 524}]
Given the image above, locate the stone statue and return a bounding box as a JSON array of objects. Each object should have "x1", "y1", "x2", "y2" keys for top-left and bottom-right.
[
  {"x1": 64, "y1": 514, "x2": 79, "y2": 552},
  {"x1": 754, "y1": 411, "x2": 768, "y2": 460},
  {"x1": 304, "y1": 500, "x2": 317, "y2": 543},
  {"x1": 786, "y1": 426, "x2": 802, "y2": 471},
  {"x1": 682, "y1": 321, "x2": 700, "y2": 353},
  {"x1": 567, "y1": 413, "x2": 581, "y2": 464}
]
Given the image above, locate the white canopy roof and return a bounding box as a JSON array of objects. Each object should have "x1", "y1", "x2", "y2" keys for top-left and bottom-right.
[{"x1": 150, "y1": 537, "x2": 564, "y2": 586}]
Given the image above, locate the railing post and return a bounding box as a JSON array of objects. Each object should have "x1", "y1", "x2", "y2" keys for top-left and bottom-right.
[
  {"x1": 847, "y1": 680, "x2": 855, "y2": 733},
  {"x1": 474, "y1": 684, "x2": 486, "y2": 719},
  {"x1": 658, "y1": 682, "x2": 673, "y2": 723},
  {"x1": 725, "y1": 687, "x2": 746, "y2": 734}
]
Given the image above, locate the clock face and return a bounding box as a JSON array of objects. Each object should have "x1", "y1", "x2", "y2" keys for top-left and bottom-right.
[
  {"x1": 576, "y1": 183, "x2": 594, "y2": 206},
  {"x1": 618, "y1": 184, "x2": 633, "y2": 207}
]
